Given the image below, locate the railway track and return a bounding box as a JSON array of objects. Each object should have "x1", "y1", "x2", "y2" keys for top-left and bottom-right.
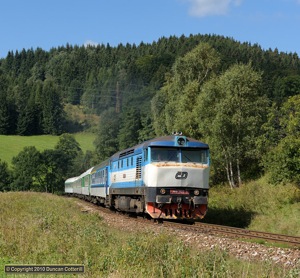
[
  {"x1": 74, "y1": 198, "x2": 300, "y2": 268},
  {"x1": 161, "y1": 220, "x2": 300, "y2": 248},
  {"x1": 196, "y1": 223, "x2": 300, "y2": 247},
  {"x1": 75, "y1": 197, "x2": 300, "y2": 248}
]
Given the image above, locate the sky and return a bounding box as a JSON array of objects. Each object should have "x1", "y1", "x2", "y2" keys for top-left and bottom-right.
[{"x1": 1, "y1": 0, "x2": 300, "y2": 58}]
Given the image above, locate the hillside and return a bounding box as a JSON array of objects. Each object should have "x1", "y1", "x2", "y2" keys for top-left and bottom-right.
[
  {"x1": 1, "y1": 34, "x2": 300, "y2": 187},
  {"x1": 0, "y1": 133, "x2": 95, "y2": 167}
]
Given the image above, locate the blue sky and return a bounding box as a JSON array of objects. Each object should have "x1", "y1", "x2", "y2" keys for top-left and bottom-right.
[{"x1": 1, "y1": 0, "x2": 300, "y2": 58}]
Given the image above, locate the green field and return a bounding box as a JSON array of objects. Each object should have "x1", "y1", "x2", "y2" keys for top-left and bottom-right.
[{"x1": 0, "y1": 133, "x2": 96, "y2": 167}]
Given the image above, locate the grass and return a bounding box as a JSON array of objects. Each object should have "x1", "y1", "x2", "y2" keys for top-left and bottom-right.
[
  {"x1": 204, "y1": 177, "x2": 300, "y2": 236},
  {"x1": 0, "y1": 192, "x2": 298, "y2": 277},
  {"x1": 0, "y1": 133, "x2": 96, "y2": 167}
]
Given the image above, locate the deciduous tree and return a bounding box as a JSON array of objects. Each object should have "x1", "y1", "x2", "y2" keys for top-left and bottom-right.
[
  {"x1": 196, "y1": 63, "x2": 268, "y2": 187},
  {"x1": 152, "y1": 43, "x2": 220, "y2": 137},
  {"x1": 11, "y1": 146, "x2": 42, "y2": 191}
]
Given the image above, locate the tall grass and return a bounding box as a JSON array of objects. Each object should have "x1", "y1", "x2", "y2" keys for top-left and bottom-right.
[
  {"x1": 205, "y1": 177, "x2": 300, "y2": 236},
  {"x1": 0, "y1": 192, "x2": 298, "y2": 277}
]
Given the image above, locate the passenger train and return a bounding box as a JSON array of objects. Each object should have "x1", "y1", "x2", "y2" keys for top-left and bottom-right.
[{"x1": 65, "y1": 134, "x2": 210, "y2": 220}]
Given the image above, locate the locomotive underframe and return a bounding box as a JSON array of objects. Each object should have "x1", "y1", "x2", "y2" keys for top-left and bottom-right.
[
  {"x1": 108, "y1": 186, "x2": 208, "y2": 219},
  {"x1": 146, "y1": 187, "x2": 208, "y2": 219}
]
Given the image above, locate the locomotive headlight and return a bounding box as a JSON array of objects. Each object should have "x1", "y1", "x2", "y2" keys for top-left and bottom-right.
[
  {"x1": 160, "y1": 189, "x2": 166, "y2": 195},
  {"x1": 194, "y1": 190, "x2": 200, "y2": 196},
  {"x1": 177, "y1": 137, "x2": 185, "y2": 145}
]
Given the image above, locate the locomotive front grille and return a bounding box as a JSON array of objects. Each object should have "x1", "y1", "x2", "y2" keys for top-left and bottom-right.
[
  {"x1": 156, "y1": 195, "x2": 172, "y2": 203},
  {"x1": 156, "y1": 194, "x2": 208, "y2": 205}
]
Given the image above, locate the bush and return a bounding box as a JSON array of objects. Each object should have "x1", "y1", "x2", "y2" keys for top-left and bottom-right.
[
  {"x1": 206, "y1": 178, "x2": 300, "y2": 235},
  {"x1": 263, "y1": 136, "x2": 300, "y2": 186}
]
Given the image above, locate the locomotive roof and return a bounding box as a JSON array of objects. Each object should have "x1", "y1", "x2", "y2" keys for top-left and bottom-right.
[
  {"x1": 110, "y1": 135, "x2": 209, "y2": 161},
  {"x1": 141, "y1": 135, "x2": 209, "y2": 148}
]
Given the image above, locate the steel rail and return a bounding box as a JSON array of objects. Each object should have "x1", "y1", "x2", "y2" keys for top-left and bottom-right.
[
  {"x1": 73, "y1": 197, "x2": 300, "y2": 248},
  {"x1": 162, "y1": 221, "x2": 300, "y2": 247}
]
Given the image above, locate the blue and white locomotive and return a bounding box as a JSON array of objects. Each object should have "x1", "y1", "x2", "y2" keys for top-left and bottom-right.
[{"x1": 65, "y1": 135, "x2": 210, "y2": 220}]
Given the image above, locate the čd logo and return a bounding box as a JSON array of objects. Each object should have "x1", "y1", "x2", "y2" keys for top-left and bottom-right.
[{"x1": 175, "y1": 171, "x2": 188, "y2": 179}]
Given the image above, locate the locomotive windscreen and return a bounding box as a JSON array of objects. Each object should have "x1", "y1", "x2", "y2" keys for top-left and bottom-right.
[
  {"x1": 181, "y1": 149, "x2": 208, "y2": 164},
  {"x1": 151, "y1": 147, "x2": 209, "y2": 164}
]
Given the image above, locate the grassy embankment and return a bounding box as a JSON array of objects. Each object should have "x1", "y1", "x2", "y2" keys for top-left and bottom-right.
[
  {"x1": 0, "y1": 192, "x2": 298, "y2": 278},
  {"x1": 0, "y1": 133, "x2": 96, "y2": 168},
  {"x1": 204, "y1": 176, "x2": 300, "y2": 237}
]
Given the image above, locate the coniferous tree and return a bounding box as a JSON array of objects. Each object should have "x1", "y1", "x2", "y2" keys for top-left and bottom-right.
[
  {"x1": 0, "y1": 93, "x2": 10, "y2": 134},
  {"x1": 138, "y1": 114, "x2": 156, "y2": 142},
  {"x1": 0, "y1": 74, "x2": 15, "y2": 134},
  {"x1": 94, "y1": 108, "x2": 120, "y2": 161},
  {"x1": 118, "y1": 107, "x2": 142, "y2": 150},
  {"x1": 273, "y1": 75, "x2": 300, "y2": 105},
  {"x1": 16, "y1": 93, "x2": 40, "y2": 135},
  {"x1": 0, "y1": 159, "x2": 11, "y2": 191},
  {"x1": 41, "y1": 79, "x2": 65, "y2": 135}
]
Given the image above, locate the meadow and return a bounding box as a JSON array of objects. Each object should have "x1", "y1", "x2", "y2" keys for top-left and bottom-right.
[
  {"x1": 0, "y1": 192, "x2": 298, "y2": 278},
  {"x1": 0, "y1": 133, "x2": 96, "y2": 167}
]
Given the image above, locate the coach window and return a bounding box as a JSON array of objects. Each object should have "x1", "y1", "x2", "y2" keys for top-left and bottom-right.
[
  {"x1": 131, "y1": 157, "x2": 134, "y2": 166},
  {"x1": 101, "y1": 170, "x2": 104, "y2": 183}
]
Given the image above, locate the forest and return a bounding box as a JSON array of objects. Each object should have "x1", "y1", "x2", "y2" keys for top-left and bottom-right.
[{"x1": 1, "y1": 33, "x2": 300, "y2": 192}]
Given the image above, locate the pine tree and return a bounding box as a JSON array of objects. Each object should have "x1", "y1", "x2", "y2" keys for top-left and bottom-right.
[
  {"x1": 0, "y1": 75, "x2": 10, "y2": 134},
  {"x1": 41, "y1": 80, "x2": 65, "y2": 135},
  {"x1": 0, "y1": 159, "x2": 11, "y2": 191},
  {"x1": 118, "y1": 107, "x2": 142, "y2": 150},
  {"x1": 94, "y1": 108, "x2": 120, "y2": 161}
]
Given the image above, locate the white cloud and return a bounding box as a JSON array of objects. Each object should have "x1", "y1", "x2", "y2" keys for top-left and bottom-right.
[
  {"x1": 184, "y1": 0, "x2": 242, "y2": 17},
  {"x1": 84, "y1": 40, "x2": 99, "y2": 47}
]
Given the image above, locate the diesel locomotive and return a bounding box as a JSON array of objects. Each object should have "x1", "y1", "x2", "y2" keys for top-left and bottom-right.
[{"x1": 65, "y1": 135, "x2": 210, "y2": 220}]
